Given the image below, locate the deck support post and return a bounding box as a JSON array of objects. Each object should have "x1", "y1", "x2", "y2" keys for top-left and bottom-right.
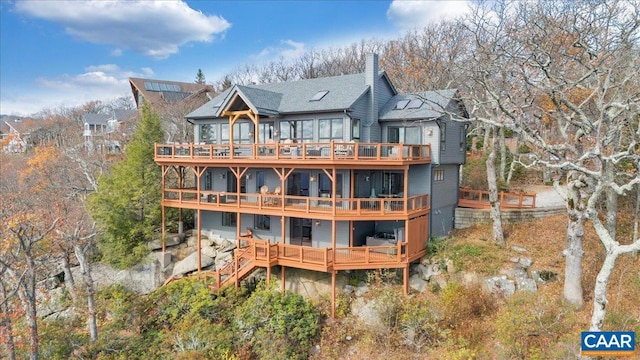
[
  {"x1": 197, "y1": 208, "x2": 202, "y2": 272},
  {"x1": 281, "y1": 266, "x2": 286, "y2": 292},
  {"x1": 161, "y1": 205, "x2": 166, "y2": 252},
  {"x1": 266, "y1": 265, "x2": 271, "y2": 285},
  {"x1": 331, "y1": 270, "x2": 336, "y2": 319},
  {"x1": 403, "y1": 265, "x2": 409, "y2": 295}
]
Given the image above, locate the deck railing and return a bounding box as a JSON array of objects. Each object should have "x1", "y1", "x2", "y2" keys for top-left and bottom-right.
[
  {"x1": 458, "y1": 187, "x2": 536, "y2": 209},
  {"x1": 155, "y1": 141, "x2": 430, "y2": 162},
  {"x1": 162, "y1": 189, "x2": 430, "y2": 215}
]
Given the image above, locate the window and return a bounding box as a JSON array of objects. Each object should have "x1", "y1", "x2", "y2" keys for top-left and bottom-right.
[
  {"x1": 459, "y1": 127, "x2": 466, "y2": 152},
  {"x1": 203, "y1": 171, "x2": 211, "y2": 191},
  {"x1": 319, "y1": 118, "x2": 343, "y2": 142},
  {"x1": 434, "y1": 169, "x2": 444, "y2": 181},
  {"x1": 310, "y1": 90, "x2": 329, "y2": 101},
  {"x1": 394, "y1": 99, "x2": 410, "y2": 110},
  {"x1": 221, "y1": 123, "x2": 230, "y2": 143},
  {"x1": 388, "y1": 126, "x2": 421, "y2": 144},
  {"x1": 352, "y1": 118, "x2": 360, "y2": 140},
  {"x1": 254, "y1": 214, "x2": 270, "y2": 230},
  {"x1": 255, "y1": 170, "x2": 265, "y2": 191},
  {"x1": 222, "y1": 212, "x2": 237, "y2": 227},
  {"x1": 258, "y1": 123, "x2": 274, "y2": 143},
  {"x1": 280, "y1": 120, "x2": 313, "y2": 143},
  {"x1": 200, "y1": 124, "x2": 217, "y2": 143},
  {"x1": 318, "y1": 173, "x2": 343, "y2": 198},
  {"x1": 440, "y1": 122, "x2": 447, "y2": 151},
  {"x1": 406, "y1": 99, "x2": 423, "y2": 109},
  {"x1": 233, "y1": 122, "x2": 253, "y2": 144},
  {"x1": 383, "y1": 172, "x2": 404, "y2": 195}
]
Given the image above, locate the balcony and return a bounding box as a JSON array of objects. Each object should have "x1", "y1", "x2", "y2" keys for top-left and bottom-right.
[
  {"x1": 155, "y1": 142, "x2": 430, "y2": 164},
  {"x1": 161, "y1": 188, "x2": 429, "y2": 218}
]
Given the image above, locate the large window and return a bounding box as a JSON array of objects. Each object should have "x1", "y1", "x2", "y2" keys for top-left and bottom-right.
[
  {"x1": 233, "y1": 122, "x2": 253, "y2": 144},
  {"x1": 383, "y1": 172, "x2": 404, "y2": 195},
  {"x1": 388, "y1": 126, "x2": 420, "y2": 144},
  {"x1": 459, "y1": 126, "x2": 466, "y2": 152},
  {"x1": 200, "y1": 124, "x2": 217, "y2": 143},
  {"x1": 319, "y1": 118, "x2": 343, "y2": 142},
  {"x1": 440, "y1": 122, "x2": 447, "y2": 151},
  {"x1": 280, "y1": 120, "x2": 313, "y2": 143},
  {"x1": 258, "y1": 123, "x2": 274, "y2": 143}
]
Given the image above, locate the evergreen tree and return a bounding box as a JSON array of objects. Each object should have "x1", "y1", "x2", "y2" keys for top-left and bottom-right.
[
  {"x1": 88, "y1": 103, "x2": 163, "y2": 268},
  {"x1": 195, "y1": 69, "x2": 205, "y2": 84}
]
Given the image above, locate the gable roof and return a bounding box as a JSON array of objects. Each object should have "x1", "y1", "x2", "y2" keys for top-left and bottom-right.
[
  {"x1": 187, "y1": 72, "x2": 390, "y2": 120},
  {"x1": 82, "y1": 109, "x2": 136, "y2": 125},
  {"x1": 129, "y1": 77, "x2": 214, "y2": 110},
  {"x1": 379, "y1": 89, "x2": 463, "y2": 121}
]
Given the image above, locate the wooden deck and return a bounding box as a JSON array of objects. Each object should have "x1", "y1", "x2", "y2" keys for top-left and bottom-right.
[
  {"x1": 200, "y1": 238, "x2": 421, "y2": 290},
  {"x1": 155, "y1": 141, "x2": 430, "y2": 165},
  {"x1": 458, "y1": 187, "x2": 536, "y2": 209},
  {"x1": 161, "y1": 189, "x2": 429, "y2": 219}
]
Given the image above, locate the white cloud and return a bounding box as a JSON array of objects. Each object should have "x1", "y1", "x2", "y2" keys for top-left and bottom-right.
[
  {"x1": 14, "y1": 0, "x2": 231, "y2": 59},
  {"x1": 1, "y1": 65, "x2": 151, "y2": 115},
  {"x1": 387, "y1": 0, "x2": 472, "y2": 30},
  {"x1": 252, "y1": 40, "x2": 307, "y2": 63}
]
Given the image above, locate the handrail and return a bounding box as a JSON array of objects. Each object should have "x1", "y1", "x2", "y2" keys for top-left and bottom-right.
[
  {"x1": 458, "y1": 187, "x2": 536, "y2": 209},
  {"x1": 154, "y1": 141, "x2": 431, "y2": 162},
  {"x1": 162, "y1": 189, "x2": 431, "y2": 214}
]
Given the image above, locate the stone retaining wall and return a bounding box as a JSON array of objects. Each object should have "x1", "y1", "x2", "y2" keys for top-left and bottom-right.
[{"x1": 455, "y1": 206, "x2": 566, "y2": 229}]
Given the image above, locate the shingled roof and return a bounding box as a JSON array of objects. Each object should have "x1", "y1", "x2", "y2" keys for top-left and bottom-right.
[
  {"x1": 379, "y1": 89, "x2": 460, "y2": 121},
  {"x1": 186, "y1": 72, "x2": 383, "y2": 119},
  {"x1": 129, "y1": 78, "x2": 214, "y2": 110}
]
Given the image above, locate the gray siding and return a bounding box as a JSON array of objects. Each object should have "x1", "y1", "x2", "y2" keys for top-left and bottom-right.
[
  {"x1": 430, "y1": 164, "x2": 460, "y2": 236},
  {"x1": 407, "y1": 164, "x2": 430, "y2": 197},
  {"x1": 438, "y1": 112, "x2": 467, "y2": 165}
]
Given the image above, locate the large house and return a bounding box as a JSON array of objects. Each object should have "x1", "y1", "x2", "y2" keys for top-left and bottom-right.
[{"x1": 154, "y1": 54, "x2": 468, "y2": 315}]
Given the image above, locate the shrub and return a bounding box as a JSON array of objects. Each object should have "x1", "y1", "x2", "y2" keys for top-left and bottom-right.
[
  {"x1": 494, "y1": 292, "x2": 577, "y2": 359},
  {"x1": 148, "y1": 277, "x2": 217, "y2": 327},
  {"x1": 234, "y1": 282, "x2": 320, "y2": 360}
]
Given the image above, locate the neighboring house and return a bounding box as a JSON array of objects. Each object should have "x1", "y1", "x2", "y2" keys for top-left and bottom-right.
[
  {"x1": 129, "y1": 77, "x2": 215, "y2": 112},
  {"x1": 1, "y1": 117, "x2": 30, "y2": 153},
  {"x1": 82, "y1": 109, "x2": 136, "y2": 153},
  {"x1": 154, "y1": 54, "x2": 468, "y2": 316}
]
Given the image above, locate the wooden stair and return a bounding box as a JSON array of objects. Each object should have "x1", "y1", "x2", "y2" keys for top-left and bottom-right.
[{"x1": 211, "y1": 243, "x2": 258, "y2": 291}]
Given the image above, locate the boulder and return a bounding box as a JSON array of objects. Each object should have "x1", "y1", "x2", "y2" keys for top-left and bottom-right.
[
  {"x1": 147, "y1": 235, "x2": 183, "y2": 251},
  {"x1": 516, "y1": 277, "x2": 538, "y2": 292},
  {"x1": 485, "y1": 275, "x2": 516, "y2": 298},
  {"x1": 171, "y1": 251, "x2": 214, "y2": 277},
  {"x1": 214, "y1": 251, "x2": 233, "y2": 271},
  {"x1": 201, "y1": 245, "x2": 217, "y2": 259},
  {"x1": 409, "y1": 273, "x2": 428, "y2": 293}
]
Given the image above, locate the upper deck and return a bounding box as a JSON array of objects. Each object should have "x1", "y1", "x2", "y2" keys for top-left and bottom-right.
[{"x1": 155, "y1": 142, "x2": 430, "y2": 166}]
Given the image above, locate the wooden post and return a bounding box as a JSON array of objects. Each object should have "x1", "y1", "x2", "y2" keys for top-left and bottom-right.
[
  {"x1": 197, "y1": 208, "x2": 202, "y2": 272},
  {"x1": 266, "y1": 266, "x2": 271, "y2": 283},
  {"x1": 161, "y1": 205, "x2": 166, "y2": 252},
  {"x1": 281, "y1": 266, "x2": 286, "y2": 292},
  {"x1": 403, "y1": 265, "x2": 409, "y2": 295},
  {"x1": 331, "y1": 270, "x2": 336, "y2": 319}
]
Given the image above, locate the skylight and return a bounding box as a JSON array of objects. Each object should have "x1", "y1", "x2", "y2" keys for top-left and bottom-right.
[
  {"x1": 406, "y1": 99, "x2": 423, "y2": 109},
  {"x1": 310, "y1": 90, "x2": 329, "y2": 101},
  {"x1": 394, "y1": 99, "x2": 410, "y2": 110}
]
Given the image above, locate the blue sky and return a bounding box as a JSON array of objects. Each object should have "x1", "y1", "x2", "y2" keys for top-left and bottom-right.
[{"x1": 0, "y1": 0, "x2": 470, "y2": 116}]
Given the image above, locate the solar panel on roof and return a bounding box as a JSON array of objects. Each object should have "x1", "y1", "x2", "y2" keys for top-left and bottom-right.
[
  {"x1": 144, "y1": 82, "x2": 153, "y2": 91},
  {"x1": 394, "y1": 99, "x2": 410, "y2": 109},
  {"x1": 407, "y1": 99, "x2": 423, "y2": 109}
]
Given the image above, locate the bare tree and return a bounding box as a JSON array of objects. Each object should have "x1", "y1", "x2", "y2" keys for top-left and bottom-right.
[{"x1": 466, "y1": 0, "x2": 640, "y2": 326}]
